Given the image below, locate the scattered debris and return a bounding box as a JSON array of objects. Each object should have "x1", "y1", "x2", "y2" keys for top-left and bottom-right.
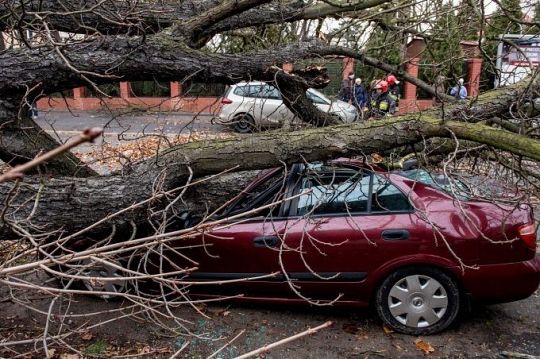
[{"x1": 74, "y1": 132, "x2": 233, "y2": 171}]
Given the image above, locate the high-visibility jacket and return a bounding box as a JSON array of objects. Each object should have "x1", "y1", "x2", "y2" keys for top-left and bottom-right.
[{"x1": 370, "y1": 92, "x2": 396, "y2": 114}]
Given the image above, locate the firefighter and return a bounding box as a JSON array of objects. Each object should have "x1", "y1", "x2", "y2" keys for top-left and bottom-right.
[
  {"x1": 386, "y1": 74, "x2": 400, "y2": 111},
  {"x1": 369, "y1": 80, "x2": 396, "y2": 118}
]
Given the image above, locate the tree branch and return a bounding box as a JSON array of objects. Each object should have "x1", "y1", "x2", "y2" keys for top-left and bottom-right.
[
  {"x1": 178, "y1": 0, "x2": 273, "y2": 48},
  {"x1": 197, "y1": 0, "x2": 393, "y2": 47}
]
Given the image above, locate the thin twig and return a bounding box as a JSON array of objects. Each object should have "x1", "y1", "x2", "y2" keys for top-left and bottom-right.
[
  {"x1": 207, "y1": 330, "x2": 246, "y2": 359},
  {"x1": 233, "y1": 321, "x2": 333, "y2": 359},
  {"x1": 0, "y1": 127, "x2": 103, "y2": 183}
]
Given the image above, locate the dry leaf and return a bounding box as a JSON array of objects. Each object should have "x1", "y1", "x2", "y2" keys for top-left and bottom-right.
[
  {"x1": 382, "y1": 325, "x2": 394, "y2": 334},
  {"x1": 414, "y1": 338, "x2": 435, "y2": 354},
  {"x1": 371, "y1": 153, "x2": 384, "y2": 163},
  {"x1": 81, "y1": 332, "x2": 94, "y2": 341}
]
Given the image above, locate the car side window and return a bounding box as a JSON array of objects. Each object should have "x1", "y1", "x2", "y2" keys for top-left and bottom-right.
[
  {"x1": 223, "y1": 169, "x2": 286, "y2": 218},
  {"x1": 371, "y1": 175, "x2": 412, "y2": 212},
  {"x1": 233, "y1": 85, "x2": 264, "y2": 98},
  {"x1": 261, "y1": 85, "x2": 281, "y2": 100},
  {"x1": 247, "y1": 85, "x2": 264, "y2": 97},
  {"x1": 233, "y1": 85, "x2": 282, "y2": 100},
  {"x1": 296, "y1": 171, "x2": 370, "y2": 216}
]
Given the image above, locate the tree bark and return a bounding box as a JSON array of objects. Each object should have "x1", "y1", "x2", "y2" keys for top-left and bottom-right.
[{"x1": 0, "y1": 0, "x2": 219, "y2": 34}]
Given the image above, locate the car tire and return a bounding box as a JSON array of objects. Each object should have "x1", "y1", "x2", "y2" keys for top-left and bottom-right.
[
  {"x1": 375, "y1": 267, "x2": 461, "y2": 335},
  {"x1": 232, "y1": 113, "x2": 255, "y2": 133}
]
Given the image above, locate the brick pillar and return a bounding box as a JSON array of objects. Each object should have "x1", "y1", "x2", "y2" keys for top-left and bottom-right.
[
  {"x1": 73, "y1": 87, "x2": 85, "y2": 110},
  {"x1": 170, "y1": 81, "x2": 182, "y2": 97},
  {"x1": 466, "y1": 58, "x2": 482, "y2": 97},
  {"x1": 403, "y1": 57, "x2": 420, "y2": 100},
  {"x1": 170, "y1": 81, "x2": 183, "y2": 111},
  {"x1": 283, "y1": 63, "x2": 294, "y2": 73},
  {"x1": 119, "y1": 82, "x2": 130, "y2": 99},
  {"x1": 342, "y1": 57, "x2": 354, "y2": 79}
]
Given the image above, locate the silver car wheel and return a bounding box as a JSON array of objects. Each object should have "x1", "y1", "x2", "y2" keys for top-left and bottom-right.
[
  {"x1": 79, "y1": 259, "x2": 126, "y2": 299},
  {"x1": 387, "y1": 274, "x2": 448, "y2": 328}
]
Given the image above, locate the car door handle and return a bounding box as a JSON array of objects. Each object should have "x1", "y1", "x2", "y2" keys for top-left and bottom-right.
[
  {"x1": 381, "y1": 229, "x2": 410, "y2": 241},
  {"x1": 253, "y1": 236, "x2": 280, "y2": 247}
]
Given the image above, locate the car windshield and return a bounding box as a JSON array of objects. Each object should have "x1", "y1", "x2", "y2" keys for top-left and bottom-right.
[
  {"x1": 398, "y1": 169, "x2": 471, "y2": 200},
  {"x1": 306, "y1": 89, "x2": 331, "y2": 105}
]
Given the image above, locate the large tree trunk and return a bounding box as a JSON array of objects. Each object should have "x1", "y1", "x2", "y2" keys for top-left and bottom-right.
[{"x1": 1, "y1": 111, "x2": 538, "y2": 240}]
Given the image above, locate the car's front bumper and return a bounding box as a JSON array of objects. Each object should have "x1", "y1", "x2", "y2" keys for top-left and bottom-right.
[{"x1": 460, "y1": 255, "x2": 540, "y2": 304}]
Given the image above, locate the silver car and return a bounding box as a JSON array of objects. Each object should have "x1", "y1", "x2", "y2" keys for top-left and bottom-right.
[{"x1": 218, "y1": 82, "x2": 358, "y2": 132}]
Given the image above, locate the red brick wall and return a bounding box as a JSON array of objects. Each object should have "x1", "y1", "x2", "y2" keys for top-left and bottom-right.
[
  {"x1": 398, "y1": 99, "x2": 434, "y2": 114},
  {"x1": 37, "y1": 93, "x2": 222, "y2": 113}
]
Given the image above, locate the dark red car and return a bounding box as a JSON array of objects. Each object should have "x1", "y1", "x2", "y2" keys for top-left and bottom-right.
[{"x1": 178, "y1": 159, "x2": 539, "y2": 335}]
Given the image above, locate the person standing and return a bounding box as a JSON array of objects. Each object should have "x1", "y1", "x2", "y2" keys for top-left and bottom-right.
[
  {"x1": 353, "y1": 78, "x2": 368, "y2": 112},
  {"x1": 337, "y1": 72, "x2": 355, "y2": 102},
  {"x1": 450, "y1": 78, "x2": 467, "y2": 100},
  {"x1": 433, "y1": 75, "x2": 446, "y2": 106}
]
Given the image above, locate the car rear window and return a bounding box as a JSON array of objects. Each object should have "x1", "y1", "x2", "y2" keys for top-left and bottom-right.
[{"x1": 398, "y1": 169, "x2": 470, "y2": 200}]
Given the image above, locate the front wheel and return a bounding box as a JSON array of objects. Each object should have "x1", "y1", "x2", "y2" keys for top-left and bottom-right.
[{"x1": 375, "y1": 267, "x2": 461, "y2": 335}]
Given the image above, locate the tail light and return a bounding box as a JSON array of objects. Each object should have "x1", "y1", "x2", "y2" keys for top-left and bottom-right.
[
  {"x1": 221, "y1": 97, "x2": 232, "y2": 104},
  {"x1": 518, "y1": 223, "x2": 537, "y2": 250}
]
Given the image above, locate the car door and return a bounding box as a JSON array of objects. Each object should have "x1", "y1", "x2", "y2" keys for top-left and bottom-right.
[
  {"x1": 280, "y1": 168, "x2": 428, "y2": 304},
  {"x1": 180, "y1": 168, "x2": 292, "y2": 297}
]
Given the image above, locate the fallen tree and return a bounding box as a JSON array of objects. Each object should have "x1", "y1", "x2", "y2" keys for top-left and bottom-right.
[{"x1": 1, "y1": 76, "x2": 539, "y2": 239}]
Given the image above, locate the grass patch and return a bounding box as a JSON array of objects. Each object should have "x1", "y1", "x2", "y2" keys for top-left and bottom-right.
[{"x1": 84, "y1": 339, "x2": 108, "y2": 356}]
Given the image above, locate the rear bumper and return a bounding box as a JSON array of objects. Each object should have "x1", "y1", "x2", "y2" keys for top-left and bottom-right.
[{"x1": 460, "y1": 255, "x2": 540, "y2": 304}]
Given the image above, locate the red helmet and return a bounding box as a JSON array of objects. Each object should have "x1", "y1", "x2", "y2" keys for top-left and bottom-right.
[
  {"x1": 375, "y1": 80, "x2": 388, "y2": 93},
  {"x1": 386, "y1": 74, "x2": 399, "y2": 86}
]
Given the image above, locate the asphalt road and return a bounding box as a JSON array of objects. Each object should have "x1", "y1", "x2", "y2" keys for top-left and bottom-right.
[{"x1": 35, "y1": 109, "x2": 225, "y2": 148}]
